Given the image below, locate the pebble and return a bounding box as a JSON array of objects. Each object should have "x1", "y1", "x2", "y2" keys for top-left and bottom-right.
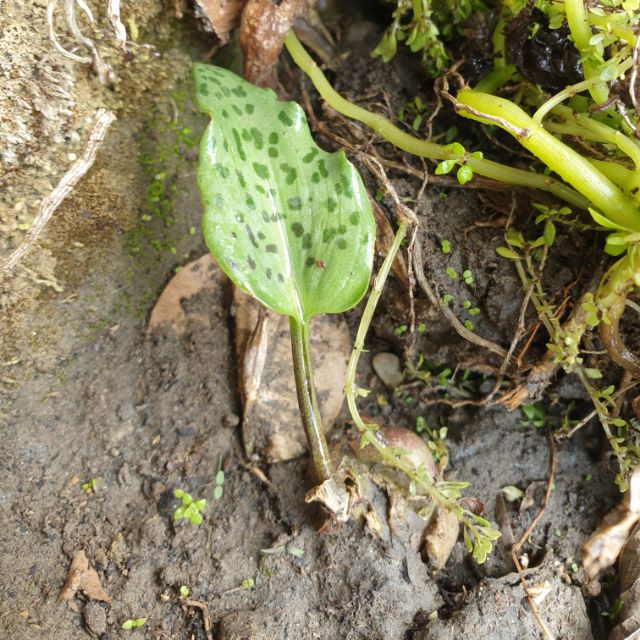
[
  {"x1": 372, "y1": 352, "x2": 404, "y2": 388},
  {"x1": 223, "y1": 412, "x2": 240, "y2": 428},
  {"x1": 83, "y1": 602, "x2": 107, "y2": 637}
]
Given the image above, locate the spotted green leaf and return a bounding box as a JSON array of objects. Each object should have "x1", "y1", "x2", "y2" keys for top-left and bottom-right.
[{"x1": 194, "y1": 63, "x2": 375, "y2": 322}]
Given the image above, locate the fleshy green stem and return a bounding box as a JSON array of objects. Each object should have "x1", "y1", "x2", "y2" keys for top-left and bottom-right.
[
  {"x1": 283, "y1": 32, "x2": 589, "y2": 211},
  {"x1": 289, "y1": 316, "x2": 332, "y2": 483},
  {"x1": 565, "y1": 0, "x2": 609, "y2": 104},
  {"x1": 455, "y1": 88, "x2": 640, "y2": 231}
]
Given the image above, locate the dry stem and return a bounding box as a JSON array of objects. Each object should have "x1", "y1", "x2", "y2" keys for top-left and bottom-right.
[{"x1": 1, "y1": 109, "x2": 116, "y2": 275}]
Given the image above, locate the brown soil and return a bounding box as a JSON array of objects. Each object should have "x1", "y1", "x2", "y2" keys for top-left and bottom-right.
[{"x1": 0, "y1": 2, "x2": 624, "y2": 639}]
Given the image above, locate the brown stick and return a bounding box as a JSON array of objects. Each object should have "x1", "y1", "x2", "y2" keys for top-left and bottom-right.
[{"x1": 1, "y1": 109, "x2": 116, "y2": 275}]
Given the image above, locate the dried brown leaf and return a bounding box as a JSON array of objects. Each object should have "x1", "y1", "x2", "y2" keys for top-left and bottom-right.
[
  {"x1": 147, "y1": 255, "x2": 228, "y2": 335},
  {"x1": 582, "y1": 467, "x2": 640, "y2": 580},
  {"x1": 193, "y1": 0, "x2": 247, "y2": 44},
  {"x1": 423, "y1": 506, "x2": 459, "y2": 570},
  {"x1": 59, "y1": 550, "x2": 109, "y2": 603},
  {"x1": 234, "y1": 288, "x2": 350, "y2": 463}
]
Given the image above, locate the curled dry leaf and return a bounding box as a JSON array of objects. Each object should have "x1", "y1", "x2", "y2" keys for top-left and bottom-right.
[
  {"x1": 234, "y1": 288, "x2": 350, "y2": 463},
  {"x1": 193, "y1": 0, "x2": 247, "y2": 45},
  {"x1": 611, "y1": 524, "x2": 640, "y2": 640},
  {"x1": 147, "y1": 255, "x2": 228, "y2": 335},
  {"x1": 239, "y1": 0, "x2": 307, "y2": 87},
  {"x1": 582, "y1": 466, "x2": 640, "y2": 580},
  {"x1": 59, "y1": 550, "x2": 109, "y2": 603}
]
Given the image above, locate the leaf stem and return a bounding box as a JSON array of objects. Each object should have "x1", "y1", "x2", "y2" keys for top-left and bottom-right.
[
  {"x1": 289, "y1": 317, "x2": 333, "y2": 483},
  {"x1": 283, "y1": 32, "x2": 589, "y2": 210}
]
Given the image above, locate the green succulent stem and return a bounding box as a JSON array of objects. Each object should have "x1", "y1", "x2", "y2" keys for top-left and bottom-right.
[
  {"x1": 564, "y1": 0, "x2": 609, "y2": 104},
  {"x1": 283, "y1": 32, "x2": 588, "y2": 210},
  {"x1": 289, "y1": 317, "x2": 332, "y2": 483},
  {"x1": 454, "y1": 88, "x2": 640, "y2": 232}
]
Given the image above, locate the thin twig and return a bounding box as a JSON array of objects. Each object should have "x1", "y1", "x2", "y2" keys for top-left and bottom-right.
[
  {"x1": 1, "y1": 109, "x2": 116, "y2": 275},
  {"x1": 511, "y1": 433, "x2": 557, "y2": 640}
]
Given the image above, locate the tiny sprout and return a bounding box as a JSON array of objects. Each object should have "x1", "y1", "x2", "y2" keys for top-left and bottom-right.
[
  {"x1": 173, "y1": 488, "x2": 206, "y2": 525},
  {"x1": 462, "y1": 269, "x2": 474, "y2": 285},
  {"x1": 417, "y1": 322, "x2": 426, "y2": 333},
  {"x1": 241, "y1": 578, "x2": 255, "y2": 589},
  {"x1": 179, "y1": 585, "x2": 190, "y2": 597},
  {"x1": 82, "y1": 478, "x2": 97, "y2": 493},
  {"x1": 442, "y1": 293, "x2": 453, "y2": 305},
  {"x1": 462, "y1": 299, "x2": 471, "y2": 309},
  {"x1": 468, "y1": 307, "x2": 481, "y2": 316},
  {"x1": 463, "y1": 319, "x2": 474, "y2": 331},
  {"x1": 441, "y1": 239, "x2": 451, "y2": 254},
  {"x1": 446, "y1": 267, "x2": 457, "y2": 280},
  {"x1": 122, "y1": 618, "x2": 147, "y2": 630},
  {"x1": 394, "y1": 324, "x2": 408, "y2": 336},
  {"x1": 520, "y1": 402, "x2": 546, "y2": 428},
  {"x1": 214, "y1": 467, "x2": 225, "y2": 501}
]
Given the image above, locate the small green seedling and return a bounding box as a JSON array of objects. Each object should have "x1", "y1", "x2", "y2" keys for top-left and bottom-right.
[
  {"x1": 179, "y1": 585, "x2": 190, "y2": 597},
  {"x1": 520, "y1": 402, "x2": 546, "y2": 429},
  {"x1": 122, "y1": 618, "x2": 147, "y2": 630},
  {"x1": 173, "y1": 488, "x2": 206, "y2": 525},
  {"x1": 81, "y1": 478, "x2": 97, "y2": 494},
  {"x1": 213, "y1": 468, "x2": 225, "y2": 501},
  {"x1": 194, "y1": 64, "x2": 375, "y2": 483},
  {"x1": 241, "y1": 578, "x2": 255, "y2": 589}
]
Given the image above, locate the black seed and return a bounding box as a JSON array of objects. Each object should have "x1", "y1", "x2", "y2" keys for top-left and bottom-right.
[
  {"x1": 246, "y1": 194, "x2": 256, "y2": 210},
  {"x1": 232, "y1": 86, "x2": 247, "y2": 97},
  {"x1": 265, "y1": 244, "x2": 278, "y2": 253},
  {"x1": 236, "y1": 171, "x2": 247, "y2": 188},
  {"x1": 349, "y1": 212, "x2": 359, "y2": 226},
  {"x1": 215, "y1": 164, "x2": 230, "y2": 178},
  {"x1": 268, "y1": 148, "x2": 278, "y2": 158},
  {"x1": 291, "y1": 222, "x2": 304, "y2": 237},
  {"x1": 222, "y1": 86, "x2": 230, "y2": 97},
  {"x1": 262, "y1": 211, "x2": 270, "y2": 223},
  {"x1": 277, "y1": 273, "x2": 285, "y2": 283},
  {"x1": 266, "y1": 268, "x2": 272, "y2": 279},
  {"x1": 327, "y1": 197, "x2": 337, "y2": 212},
  {"x1": 247, "y1": 255, "x2": 256, "y2": 270},
  {"x1": 337, "y1": 238, "x2": 347, "y2": 250},
  {"x1": 245, "y1": 104, "x2": 255, "y2": 114},
  {"x1": 318, "y1": 160, "x2": 328, "y2": 178},
  {"x1": 305, "y1": 257, "x2": 315, "y2": 267},
  {"x1": 269, "y1": 132, "x2": 279, "y2": 144},
  {"x1": 233, "y1": 105, "x2": 243, "y2": 116},
  {"x1": 221, "y1": 109, "x2": 229, "y2": 118},
  {"x1": 338, "y1": 225, "x2": 346, "y2": 234},
  {"x1": 257, "y1": 231, "x2": 265, "y2": 240},
  {"x1": 311, "y1": 172, "x2": 320, "y2": 183},
  {"x1": 199, "y1": 83, "x2": 210, "y2": 96},
  {"x1": 302, "y1": 233, "x2": 312, "y2": 249},
  {"x1": 241, "y1": 129, "x2": 250, "y2": 141}
]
